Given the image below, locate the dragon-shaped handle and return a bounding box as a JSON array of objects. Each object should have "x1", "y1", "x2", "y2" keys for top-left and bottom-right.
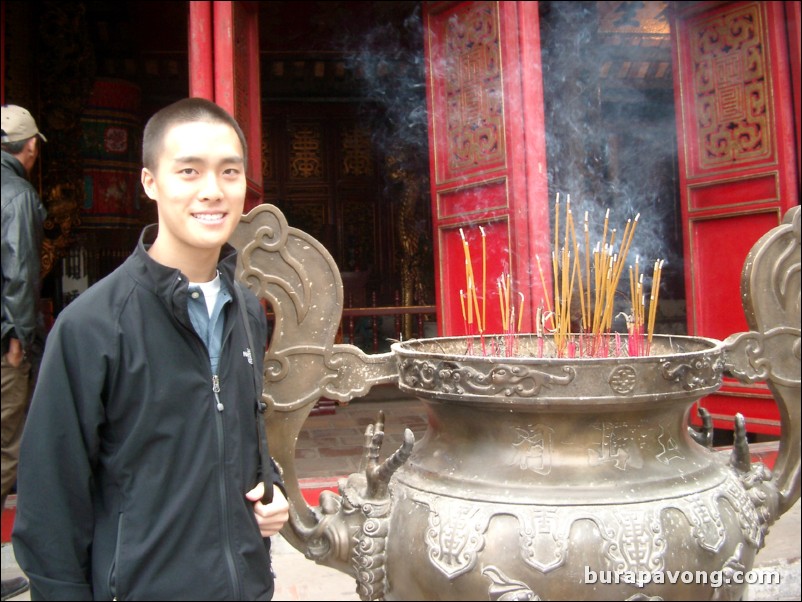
[
  {"x1": 230, "y1": 204, "x2": 408, "y2": 561},
  {"x1": 723, "y1": 206, "x2": 801, "y2": 518}
]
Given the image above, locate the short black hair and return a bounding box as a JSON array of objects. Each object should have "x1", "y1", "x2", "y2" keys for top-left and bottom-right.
[{"x1": 141, "y1": 97, "x2": 247, "y2": 172}]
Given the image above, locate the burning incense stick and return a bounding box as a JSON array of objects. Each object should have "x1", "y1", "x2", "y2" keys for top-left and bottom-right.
[
  {"x1": 583, "y1": 212, "x2": 591, "y2": 331},
  {"x1": 535, "y1": 255, "x2": 552, "y2": 316},
  {"x1": 456, "y1": 200, "x2": 660, "y2": 359},
  {"x1": 480, "y1": 226, "x2": 487, "y2": 333},
  {"x1": 647, "y1": 259, "x2": 663, "y2": 351},
  {"x1": 498, "y1": 277, "x2": 507, "y2": 332}
]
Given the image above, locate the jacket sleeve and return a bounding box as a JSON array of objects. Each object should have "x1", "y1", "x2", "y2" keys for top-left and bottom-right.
[
  {"x1": 11, "y1": 307, "x2": 108, "y2": 600},
  {"x1": 1, "y1": 187, "x2": 45, "y2": 353}
]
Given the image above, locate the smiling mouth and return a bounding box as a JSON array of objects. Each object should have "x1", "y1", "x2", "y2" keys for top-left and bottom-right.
[{"x1": 192, "y1": 213, "x2": 226, "y2": 223}]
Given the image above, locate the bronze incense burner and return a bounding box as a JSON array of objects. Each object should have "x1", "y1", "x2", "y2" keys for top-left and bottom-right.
[{"x1": 230, "y1": 205, "x2": 800, "y2": 601}]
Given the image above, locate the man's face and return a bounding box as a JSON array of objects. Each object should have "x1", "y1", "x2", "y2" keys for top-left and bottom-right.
[{"x1": 141, "y1": 120, "x2": 246, "y2": 258}]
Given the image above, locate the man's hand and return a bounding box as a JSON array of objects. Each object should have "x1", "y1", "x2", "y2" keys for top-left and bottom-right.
[
  {"x1": 245, "y1": 482, "x2": 289, "y2": 538},
  {"x1": 5, "y1": 338, "x2": 24, "y2": 368}
]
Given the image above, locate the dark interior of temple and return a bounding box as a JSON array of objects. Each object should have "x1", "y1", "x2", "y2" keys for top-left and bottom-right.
[{"x1": 2, "y1": 1, "x2": 685, "y2": 335}]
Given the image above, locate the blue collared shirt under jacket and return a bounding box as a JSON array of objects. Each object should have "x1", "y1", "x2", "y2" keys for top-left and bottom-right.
[{"x1": 187, "y1": 278, "x2": 232, "y2": 375}]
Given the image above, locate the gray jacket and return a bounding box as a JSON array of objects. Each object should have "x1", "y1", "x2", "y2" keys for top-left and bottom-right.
[{"x1": 1, "y1": 150, "x2": 47, "y2": 356}]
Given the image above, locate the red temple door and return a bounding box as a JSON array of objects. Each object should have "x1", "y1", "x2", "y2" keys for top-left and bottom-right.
[
  {"x1": 671, "y1": 1, "x2": 800, "y2": 437},
  {"x1": 188, "y1": 1, "x2": 263, "y2": 210},
  {"x1": 423, "y1": 1, "x2": 551, "y2": 337}
]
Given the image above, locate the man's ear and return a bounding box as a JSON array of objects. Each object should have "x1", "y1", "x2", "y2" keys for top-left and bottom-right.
[
  {"x1": 141, "y1": 168, "x2": 158, "y2": 201},
  {"x1": 21, "y1": 137, "x2": 39, "y2": 171},
  {"x1": 25, "y1": 137, "x2": 38, "y2": 155}
]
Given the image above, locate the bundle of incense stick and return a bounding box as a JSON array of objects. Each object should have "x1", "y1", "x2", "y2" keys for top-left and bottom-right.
[
  {"x1": 458, "y1": 227, "x2": 526, "y2": 357},
  {"x1": 457, "y1": 195, "x2": 662, "y2": 358},
  {"x1": 626, "y1": 257, "x2": 664, "y2": 356},
  {"x1": 543, "y1": 194, "x2": 664, "y2": 357},
  {"x1": 459, "y1": 227, "x2": 485, "y2": 354}
]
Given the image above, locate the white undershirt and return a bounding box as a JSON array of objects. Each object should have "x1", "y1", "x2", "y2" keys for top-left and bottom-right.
[{"x1": 189, "y1": 272, "x2": 222, "y2": 317}]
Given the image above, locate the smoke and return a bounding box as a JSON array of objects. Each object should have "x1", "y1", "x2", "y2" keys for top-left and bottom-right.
[
  {"x1": 539, "y1": 1, "x2": 682, "y2": 274},
  {"x1": 336, "y1": 1, "x2": 681, "y2": 269},
  {"x1": 339, "y1": 4, "x2": 429, "y2": 168},
  {"x1": 335, "y1": 5, "x2": 434, "y2": 304},
  {"x1": 328, "y1": 1, "x2": 683, "y2": 311}
]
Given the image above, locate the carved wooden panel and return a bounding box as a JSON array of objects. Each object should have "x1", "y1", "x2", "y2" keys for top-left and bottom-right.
[
  {"x1": 442, "y1": 1, "x2": 505, "y2": 179},
  {"x1": 262, "y1": 106, "x2": 392, "y2": 298},
  {"x1": 685, "y1": 2, "x2": 774, "y2": 174},
  {"x1": 341, "y1": 125, "x2": 374, "y2": 177},
  {"x1": 288, "y1": 121, "x2": 324, "y2": 180}
]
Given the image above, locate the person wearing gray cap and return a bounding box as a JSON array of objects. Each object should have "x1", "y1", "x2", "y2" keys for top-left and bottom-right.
[{"x1": 1, "y1": 104, "x2": 47, "y2": 602}]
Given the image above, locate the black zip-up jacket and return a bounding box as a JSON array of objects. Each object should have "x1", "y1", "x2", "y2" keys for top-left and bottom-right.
[{"x1": 12, "y1": 225, "x2": 282, "y2": 600}]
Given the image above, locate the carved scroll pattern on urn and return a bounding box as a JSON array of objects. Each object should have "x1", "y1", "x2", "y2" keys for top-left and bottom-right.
[
  {"x1": 725, "y1": 204, "x2": 800, "y2": 387},
  {"x1": 608, "y1": 508, "x2": 667, "y2": 574},
  {"x1": 398, "y1": 358, "x2": 576, "y2": 397},
  {"x1": 516, "y1": 509, "x2": 569, "y2": 573},
  {"x1": 724, "y1": 328, "x2": 801, "y2": 386},
  {"x1": 659, "y1": 354, "x2": 724, "y2": 391}
]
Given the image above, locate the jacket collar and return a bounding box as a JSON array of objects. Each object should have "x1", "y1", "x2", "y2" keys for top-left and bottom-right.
[
  {"x1": 125, "y1": 224, "x2": 240, "y2": 324},
  {"x1": 1, "y1": 150, "x2": 27, "y2": 178}
]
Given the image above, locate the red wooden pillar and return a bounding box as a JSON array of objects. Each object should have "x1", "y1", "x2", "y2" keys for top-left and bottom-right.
[
  {"x1": 188, "y1": 1, "x2": 214, "y2": 100},
  {"x1": 423, "y1": 1, "x2": 551, "y2": 337},
  {"x1": 188, "y1": 1, "x2": 263, "y2": 210}
]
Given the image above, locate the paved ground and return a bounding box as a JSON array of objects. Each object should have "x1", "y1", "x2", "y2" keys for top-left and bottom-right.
[{"x1": 3, "y1": 396, "x2": 800, "y2": 600}]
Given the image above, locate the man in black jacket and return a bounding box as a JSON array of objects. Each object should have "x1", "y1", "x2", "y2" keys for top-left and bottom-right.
[
  {"x1": 12, "y1": 98, "x2": 289, "y2": 600},
  {"x1": 1, "y1": 104, "x2": 47, "y2": 602}
]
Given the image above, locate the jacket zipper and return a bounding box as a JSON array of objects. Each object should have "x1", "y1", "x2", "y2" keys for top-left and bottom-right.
[
  {"x1": 212, "y1": 372, "x2": 242, "y2": 599},
  {"x1": 212, "y1": 375, "x2": 224, "y2": 411},
  {"x1": 182, "y1": 285, "x2": 242, "y2": 599}
]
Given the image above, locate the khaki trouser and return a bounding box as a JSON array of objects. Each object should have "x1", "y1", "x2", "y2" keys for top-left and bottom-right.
[{"x1": 1, "y1": 355, "x2": 32, "y2": 512}]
